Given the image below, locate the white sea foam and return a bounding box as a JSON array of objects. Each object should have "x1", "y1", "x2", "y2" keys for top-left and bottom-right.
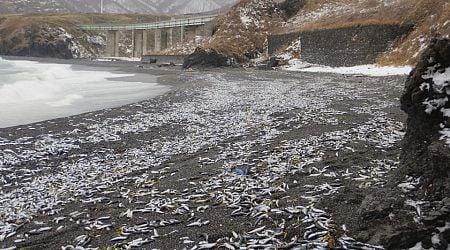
[{"x1": 0, "y1": 58, "x2": 169, "y2": 128}]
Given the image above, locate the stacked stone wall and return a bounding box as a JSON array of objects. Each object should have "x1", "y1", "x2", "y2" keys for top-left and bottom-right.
[{"x1": 268, "y1": 24, "x2": 413, "y2": 66}]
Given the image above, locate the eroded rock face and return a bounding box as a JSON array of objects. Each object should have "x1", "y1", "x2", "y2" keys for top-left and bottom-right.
[
  {"x1": 182, "y1": 48, "x2": 233, "y2": 69},
  {"x1": 344, "y1": 38, "x2": 450, "y2": 250},
  {"x1": 279, "y1": 0, "x2": 306, "y2": 18},
  {"x1": 0, "y1": 24, "x2": 92, "y2": 59},
  {"x1": 400, "y1": 38, "x2": 450, "y2": 197}
]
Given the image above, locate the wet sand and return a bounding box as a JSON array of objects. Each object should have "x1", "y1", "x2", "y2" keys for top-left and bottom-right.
[{"x1": 0, "y1": 58, "x2": 410, "y2": 249}]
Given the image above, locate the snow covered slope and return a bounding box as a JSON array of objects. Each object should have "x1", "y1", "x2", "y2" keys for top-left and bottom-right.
[{"x1": 0, "y1": 0, "x2": 238, "y2": 14}]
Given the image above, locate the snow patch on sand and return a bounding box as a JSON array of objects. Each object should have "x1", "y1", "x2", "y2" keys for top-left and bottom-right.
[{"x1": 284, "y1": 62, "x2": 412, "y2": 76}]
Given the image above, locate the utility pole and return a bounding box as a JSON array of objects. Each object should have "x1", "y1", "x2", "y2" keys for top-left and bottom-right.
[{"x1": 100, "y1": 0, "x2": 104, "y2": 14}]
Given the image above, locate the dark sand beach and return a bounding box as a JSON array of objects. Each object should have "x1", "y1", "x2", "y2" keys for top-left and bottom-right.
[{"x1": 0, "y1": 58, "x2": 410, "y2": 249}]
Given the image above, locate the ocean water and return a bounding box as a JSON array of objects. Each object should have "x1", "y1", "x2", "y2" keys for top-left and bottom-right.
[{"x1": 0, "y1": 58, "x2": 169, "y2": 128}]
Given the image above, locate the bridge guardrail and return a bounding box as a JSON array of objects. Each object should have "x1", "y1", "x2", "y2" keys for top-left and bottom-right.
[{"x1": 79, "y1": 15, "x2": 218, "y2": 31}]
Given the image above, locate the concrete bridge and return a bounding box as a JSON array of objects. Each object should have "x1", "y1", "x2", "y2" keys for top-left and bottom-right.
[{"x1": 79, "y1": 15, "x2": 218, "y2": 57}]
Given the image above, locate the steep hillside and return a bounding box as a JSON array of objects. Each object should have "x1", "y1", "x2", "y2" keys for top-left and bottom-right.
[
  {"x1": 0, "y1": 0, "x2": 238, "y2": 15},
  {"x1": 183, "y1": 0, "x2": 449, "y2": 67},
  {"x1": 183, "y1": 0, "x2": 284, "y2": 67},
  {"x1": 207, "y1": 0, "x2": 283, "y2": 60},
  {"x1": 280, "y1": 0, "x2": 450, "y2": 65},
  {"x1": 379, "y1": 0, "x2": 450, "y2": 65}
]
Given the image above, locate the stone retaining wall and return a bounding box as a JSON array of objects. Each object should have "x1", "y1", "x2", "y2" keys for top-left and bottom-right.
[{"x1": 268, "y1": 24, "x2": 413, "y2": 67}]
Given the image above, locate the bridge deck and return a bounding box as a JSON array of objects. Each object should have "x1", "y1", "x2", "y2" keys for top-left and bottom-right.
[{"x1": 79, "y1": 15, "x2": 218, "y2": 31}]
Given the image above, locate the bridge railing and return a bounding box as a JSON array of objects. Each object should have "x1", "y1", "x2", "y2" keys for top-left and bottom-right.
[{"x1": 79, "y1": 15, "x2": 218, "y2": 31}]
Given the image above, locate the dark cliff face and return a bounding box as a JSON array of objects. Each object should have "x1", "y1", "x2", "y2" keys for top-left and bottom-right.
[
  {"x1": 400, "y1": 38, "x2": 450, "y2": 197},
  {"x1": 0, "y1": 23, "x2": 93, "y2": 59},
  {"x1": 278, "y1": 0, "x2": 306, "y2": 19},
  {"x1": 0, "y1": 36, "x2": 75, "y2": 59}
]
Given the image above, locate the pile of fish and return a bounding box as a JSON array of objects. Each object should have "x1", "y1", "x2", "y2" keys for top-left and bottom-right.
[{"x1": 0, "y1": 71, "x2": 407, "y2": 249}]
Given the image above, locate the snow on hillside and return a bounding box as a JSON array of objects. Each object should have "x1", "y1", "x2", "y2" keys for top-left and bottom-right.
[
  {"x1": 161, "y1": 0, "x2": 235, "y2": 14},
  {"x1": 0, "y1": 0, "x2": 238, "y2": 14},
  {"x1": 276, "y1": 0, "x2": 450, "y2": 66},
  {"x1": 285, "y1": 0, "x2": 409, "y2": 27},
  {"x1": 202, "y1": 0, "x2": 284, "y2": 62},
  {"x1": 380, "y1": 0, "x2": 450, "y2": 65}
]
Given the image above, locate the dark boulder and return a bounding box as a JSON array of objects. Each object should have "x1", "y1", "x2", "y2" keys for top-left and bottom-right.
[
  {"x1": 400, "y1": 38, "x2": 450, "y2": 197},
  {"x1": 267, "y1": 56, "x2": 281, "y2": 68},
  {"x1": 279, "y1": 0, "x2": 306, "y2": 18},
  {"x1": 183, "y1": 47, "x2": 233, "y2": 69}
]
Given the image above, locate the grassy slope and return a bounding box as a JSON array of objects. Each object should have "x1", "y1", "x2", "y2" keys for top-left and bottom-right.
[
  {"x1": 283, "y1": 0, "x2": 414, "y2": 32},
  {"x1": 202, "y1": 0, "x2": 284, "y2": 62},
  {"x1": 379, "y1": 0, "x2": 450, "y2": 65},
  {"x1": 282, "y1": 0, "x2": 450, "y2": 65},
  {"x1": 0, "y1": 13, "x2": 166, "y2": 34}
]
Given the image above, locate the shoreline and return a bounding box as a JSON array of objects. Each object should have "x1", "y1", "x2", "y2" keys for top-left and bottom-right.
[
  {"x1": 0, "y1": 57, "x2": 418, "y2": 249},
  {"x1": 0, "y1": 56, "x2": 187, "y2": 130}
]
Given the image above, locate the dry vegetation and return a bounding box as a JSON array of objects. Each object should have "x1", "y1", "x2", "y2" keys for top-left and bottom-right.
[
  {"x1": 286, "y1": 18, "x2": 402, "y2": 34},
  {"x1": 0, "y1": 13, "x2": 166, "y2": 36},
  {"x1": 379, "y1": 0, "x2": 450, "y2": 65},
  {"x1": 202, "y1": 0, "x2": 284, "y2": 62},
  {"x1": 282, "y1": 0, "x2": 416, "y2": 33},
  {"x1": 281, "y1": 0, "x2": 450, "y2": 65},
  {"x1": 188, "y1": 0, "x2": 449, "y2": 66},
  {"x1": 2, "y1": 13, "x2": 170, "y2": 36}
]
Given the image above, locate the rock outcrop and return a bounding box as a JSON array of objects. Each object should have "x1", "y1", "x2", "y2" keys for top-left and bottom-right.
[
  {"x1": 325, "y1": 38, "x2": 450, "y2": 250},
  {"x1": 0, "y1": 21, "x2": 100, "y2": 59},
  {"x1": 182, "y1": 48, "x2": 233, "y2": 69},
  {"x1": 278, "y1": 0, "x2": 306, "y2": 18},
  {"x1": 353, "y1": 37, "x2": 450, "y2": 249},
  {"x1": 400, "y1": 38, "x2": 450, "y2": 198}
]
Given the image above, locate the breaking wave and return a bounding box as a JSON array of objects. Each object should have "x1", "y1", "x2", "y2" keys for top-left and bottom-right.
[
  {"x1": 0, "y1": 58, "x2": 168, "y2": 128},
  {"x1": 0, "y1": 59, "x2": 132, "y2": 104}
]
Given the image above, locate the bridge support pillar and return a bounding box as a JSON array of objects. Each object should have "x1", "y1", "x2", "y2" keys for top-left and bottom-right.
[
  {"x1": 133, "y1": 30, "x2": 144, "y2": 57},
  {"x1": 180, "y1": 26, "x2": 185, "y2": 41},
  {"x1": 106, "y1": 31, "x2": 120, "y2": 57},
  {"x1": 131, "y1": 30, "x2": 135, "y2": 54},
  {"x1": 167, "y1": 28, "x2": 173, "y2": 48},
  {"x1": 155, "y1": 29, "x2": 162, "y2": 52},
  {"x1": 142, "y1": 30, "x2": 148, "y2": 55}
]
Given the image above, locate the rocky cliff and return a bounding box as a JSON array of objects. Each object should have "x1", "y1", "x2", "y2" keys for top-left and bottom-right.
[
  {"x1": 400, "y1": 38, "x2": 450, "y2": 197},
  {"x1": 0, "y1": 15, "x2": 104, "y2": 59}
]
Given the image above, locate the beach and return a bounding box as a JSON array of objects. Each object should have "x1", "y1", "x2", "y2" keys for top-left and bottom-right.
[{"x1": 0, "y1": 59, "x2": 409, "y2": 249}]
